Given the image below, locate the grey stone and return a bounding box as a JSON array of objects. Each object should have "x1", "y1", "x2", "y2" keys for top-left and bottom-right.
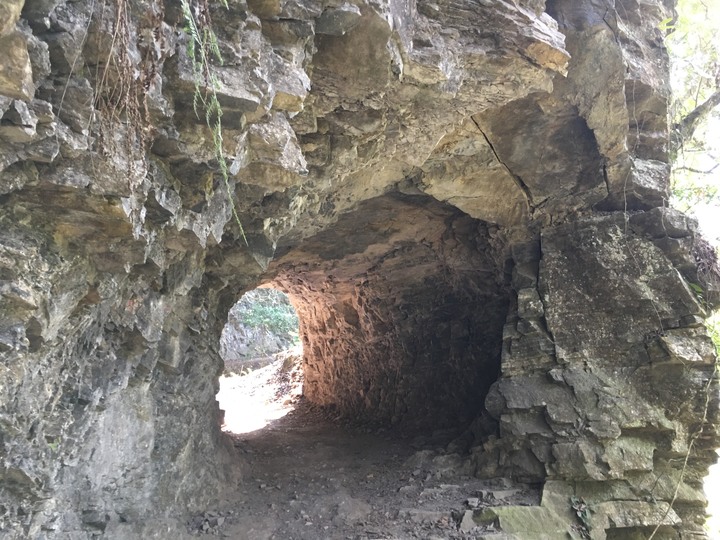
[
  {"x1": 630, "y1": 206, "x2": 696, "y2": 238},
  {"x1": 0, "y1": 1, "x2": 716, "y2": 539},
  {"x1": 315, "y1": 4, "x2": 362, "y2": 36},
  {"x1": 458, "y1": 509, "x2": 476, "y2": 532}
]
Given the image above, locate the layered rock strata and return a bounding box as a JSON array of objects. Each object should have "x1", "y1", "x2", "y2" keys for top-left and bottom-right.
[{"x1": 1, "y1": 0, "x2": 718, "y2": 538}]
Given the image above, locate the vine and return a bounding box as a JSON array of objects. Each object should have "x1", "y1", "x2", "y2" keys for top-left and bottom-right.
[
  {"x1": 92, "y1": 0, "x2": 165, "y2": 191},
  {"x1": 56, "y1": 0, "x2": 246, "y2": 243},
  {"x1": 180, "y1": 0, "x2": 247, "y2": 244}
]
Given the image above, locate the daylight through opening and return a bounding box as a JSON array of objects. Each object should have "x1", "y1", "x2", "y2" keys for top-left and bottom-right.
[{"x1": 217, "y1": 287, "x2": 303, "y2": 434}]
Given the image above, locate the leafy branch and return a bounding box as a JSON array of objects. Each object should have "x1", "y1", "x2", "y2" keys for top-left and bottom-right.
[
  {"x1": 672, "y1": 89, "x2": 720, "y2": 149},
  {"x1": 180, "y1": 0, "x2": 247, "y2": 244},
  {"x1": 666, "y1": 0, "x2": 720, "y2": 227}
]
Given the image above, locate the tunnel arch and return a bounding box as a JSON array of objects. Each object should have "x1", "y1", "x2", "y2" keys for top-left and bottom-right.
[
  {"x1": 216, "y1": 286, "x2": 302, "y2": 434},
  {"x1": 228, "y1": 192, "x2": 515, "y2": 432}
]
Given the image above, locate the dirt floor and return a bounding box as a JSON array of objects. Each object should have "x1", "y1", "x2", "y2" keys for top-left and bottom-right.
[{"x1": 196, "y1": 351, "x2": 541, "y2": 539}]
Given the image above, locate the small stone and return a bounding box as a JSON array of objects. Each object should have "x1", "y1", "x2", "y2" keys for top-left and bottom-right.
[{"x1": 488, "y1": 488, "x2": 521, "y2": 500}]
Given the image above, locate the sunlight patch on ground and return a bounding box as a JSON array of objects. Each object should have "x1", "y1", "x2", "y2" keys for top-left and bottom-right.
[
  {"x1": 217, "y1": 347, "x2": 303, "y2": 434},
  {"x1": 217, "y1": 374, "x2": 293, "y2": 434}
]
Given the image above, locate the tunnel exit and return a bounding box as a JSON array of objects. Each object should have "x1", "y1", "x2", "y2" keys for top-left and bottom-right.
[{"x1": 216, "y1": 288, "x2": 303, "y2": 434}]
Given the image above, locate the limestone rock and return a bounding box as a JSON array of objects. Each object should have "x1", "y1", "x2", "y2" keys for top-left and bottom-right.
[
  {"x1": 0, "y1": 99, "x2": 38, "y2": 143},
  {"x1": 315, "y1": 4, "x2": 362, "y2": 36},
  {"x1": 0, "y1": 0, "x2": 717, "y2": 538},
  {"x1": 0, "y1": 31, "x2": 34, "y2": 101},
  {"x1": 474, "y1": 506, "x2": 571, "y2": 537},
  {"x1": 0, "y1": 1, "x2": 24, "y2": 36}
]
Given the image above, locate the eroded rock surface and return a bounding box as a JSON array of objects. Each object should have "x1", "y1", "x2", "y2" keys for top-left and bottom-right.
[{"x1": 1, "y1": 0, "x2": 719, "y2": 538}]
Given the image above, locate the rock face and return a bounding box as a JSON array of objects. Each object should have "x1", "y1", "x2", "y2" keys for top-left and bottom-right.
[{"x1": 0, "y1": 0, "x2": 718, "y2": 538}]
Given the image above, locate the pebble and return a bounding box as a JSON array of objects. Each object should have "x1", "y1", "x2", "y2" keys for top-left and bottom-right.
[{"x1": 459, "y1": 509, "x2": 476, "y2": 532}]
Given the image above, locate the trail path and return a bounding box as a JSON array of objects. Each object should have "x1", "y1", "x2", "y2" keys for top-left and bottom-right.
[{"x1": 191, "y1": 354, "x2": 539, "y2": 539}]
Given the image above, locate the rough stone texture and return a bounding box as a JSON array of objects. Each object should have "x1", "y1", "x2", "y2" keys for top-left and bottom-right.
[
  {"x1": 480, "y1": 212, "x2": 719, "y2": 537},
  {"x1": 0, "y1": 0, "x2": 718, "y2": 538},
  {"x1": 269, "y1": 193, "x2": 509, "y2": 429}
]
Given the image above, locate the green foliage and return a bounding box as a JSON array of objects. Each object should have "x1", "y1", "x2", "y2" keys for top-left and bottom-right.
[
  {"x1": 688, "y1": 281, "x2": 710, "y2": 307},
  {"x1": 234, "y1": 289, "x2": 299, "y2": 340},
  {"x1": 658, "y1": 17, "x2": 674, "y2": 33},
  {"x1": 242, "y1": 303, "x2": 299, "y2": 336},
  {"x1": 667, "y1": 0, "x2": 720, "y2": 221},
  {"x1": 666, "y1": 1, "x2": 719, "y2": 125},
  {"x1": 180, "y1": 0, "x2": 247, "y2": 244},
  {"x1": 569, "y1": 496, "x2": 591, "y2": 539},
  {"x1": 672, "y1": 179, "x2": 718, "y2": 212}
]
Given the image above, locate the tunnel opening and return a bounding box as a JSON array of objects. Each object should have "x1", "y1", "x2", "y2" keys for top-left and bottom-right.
[
  {"x1": 217, "y1": 287, "x2": 304, "y2": 434},
  {"x1": 201, "y1": 192, "x2": 525, "y2": 537},
  {"x1": 258, "y1": 192, "x2": 512, "y2": 438}
]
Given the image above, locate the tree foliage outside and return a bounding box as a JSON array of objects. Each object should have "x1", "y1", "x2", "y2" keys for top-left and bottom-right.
[
  {"x1": 666, "y1": 0, "x2": 720, "y2": 244},
  {"x1": 665, "y1": 5, "x2": 720, "y2": 536},
  {"x1": 232, "y1": 289, "x2": 299, "y2": 340}
]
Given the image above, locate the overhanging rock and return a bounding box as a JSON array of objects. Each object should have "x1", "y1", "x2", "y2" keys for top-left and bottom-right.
[{"x1": 1, "y1": 0, "x2": 718, "y2": 538}]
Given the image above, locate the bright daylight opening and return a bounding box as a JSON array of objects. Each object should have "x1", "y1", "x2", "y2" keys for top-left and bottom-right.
[
  {"x1": 664, "y1": 0, "x2": 720, "y2": 535},
  {"x1": 216, "y1": 287, "x2": 303, "y2": 434}
]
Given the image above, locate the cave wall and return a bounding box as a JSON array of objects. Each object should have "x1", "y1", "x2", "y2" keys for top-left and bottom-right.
[
  {"x1": 269, "y1": 193, "x2": 510, "y2": 429},
  {"x1": 480, "y1": 211, "x2": 719, "y2": 535},
  {"x1": 1, "y1": 0, "x2": 719, "y2": 538}
]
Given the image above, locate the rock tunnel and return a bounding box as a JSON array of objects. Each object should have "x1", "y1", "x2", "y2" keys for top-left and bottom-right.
[
  {"x1": 1, "y1": 0, "x2": 720, "y2": 538},
  {"x1": 267, "y1": 193, "x2": 510, "y2": 430}
]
